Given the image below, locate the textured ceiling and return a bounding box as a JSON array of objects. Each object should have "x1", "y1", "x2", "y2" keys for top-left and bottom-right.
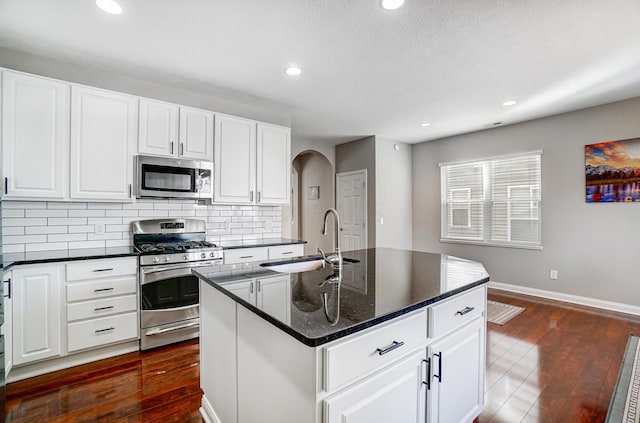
[{"x1": 1, "y1": 0, "x2": 640, "y2": 145}]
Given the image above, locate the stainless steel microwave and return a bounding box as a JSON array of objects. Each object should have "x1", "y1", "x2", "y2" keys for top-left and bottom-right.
[{"x1": 135, "y1": 155, "x2": 213, "y2": 199}]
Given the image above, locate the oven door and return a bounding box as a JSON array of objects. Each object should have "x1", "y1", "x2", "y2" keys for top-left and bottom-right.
[
  {"x1": 140, "y1": 262, "x2": 217, "y2": 329},
  {"x1": 140, "y1": 261, "x2": 218, "y2": 350}
]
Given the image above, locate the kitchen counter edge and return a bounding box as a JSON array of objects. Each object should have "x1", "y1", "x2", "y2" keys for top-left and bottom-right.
[{"x1": 193, "y1": 268, "x2": 490, "y2": 348}]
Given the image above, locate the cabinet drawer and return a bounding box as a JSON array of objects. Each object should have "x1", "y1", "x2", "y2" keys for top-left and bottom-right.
[
  {"x1": 67, "y1": 276, "x2": 137, "y2": 302},
  {"x1": 66, "y1": 257, "x2": 137, "y2": 281},
  {"x1": 67, "y1": 294, "x2": 137, "y2": 322},
  {"x1": 224, "y1": 247, "x2": 268, "y2": 264},
  {"x1": 324, "y1": 310, "x2": 427, "y2": 392},
  {"x1": 429, "y1": 286, "x2": 485, "y2": 339},
  {"x1": 67, "y1": 312, "x2": 138, "y2": 352},
  {"x1": 268, "y1": 244, "x2": 304, "y2": 260}
]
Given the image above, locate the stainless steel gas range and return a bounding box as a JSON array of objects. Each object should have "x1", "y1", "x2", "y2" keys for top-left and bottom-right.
[{"x1": 132, "y1": 218, "x2": 222, "y2": 350}]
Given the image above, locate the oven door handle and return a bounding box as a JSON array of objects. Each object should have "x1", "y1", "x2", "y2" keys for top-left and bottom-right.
[
  {"x1": 145, "y1": 321, "x2": 199, "y2": 336},
  {"x1": 141, "y1": 261, "x2": 221, "y2": 285}
]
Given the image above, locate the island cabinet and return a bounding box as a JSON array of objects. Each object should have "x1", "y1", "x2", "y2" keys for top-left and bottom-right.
[
  {"x1": 199, "y1": 278, "x2": 486, "y2": 423},
  {"x1": 216, "y1": 272, "x2": 291, "y2": 325}
]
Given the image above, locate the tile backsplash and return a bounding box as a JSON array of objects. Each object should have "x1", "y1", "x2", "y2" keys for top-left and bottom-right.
[{"x1": 1, "y1": 199, "x2": 282, "y2": 253}]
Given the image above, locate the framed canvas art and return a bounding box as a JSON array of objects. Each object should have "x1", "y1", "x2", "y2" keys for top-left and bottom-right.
[{"x1": 585, "y1": 137, "x2": 640, "y2": 202}]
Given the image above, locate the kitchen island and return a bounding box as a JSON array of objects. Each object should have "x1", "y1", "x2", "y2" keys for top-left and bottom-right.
[{"x1": 194, "y1": 248, "x2": 490, "y2": 423}]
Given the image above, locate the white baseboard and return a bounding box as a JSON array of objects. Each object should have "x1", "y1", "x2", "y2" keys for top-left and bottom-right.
[
  {"x1": 488, "y1": 281, "x2": 640, "y2": 316},
  {"x1": 200, "y1": 395, "x2": 220, "y2": 423}
]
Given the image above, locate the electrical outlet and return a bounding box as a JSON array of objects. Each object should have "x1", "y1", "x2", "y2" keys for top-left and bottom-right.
[
  {"x1": 95, "y1": 223, "x2": 105, "y2": 234},
  {"x1": 549, "y1": 269, "x2": 558, "y2": 280}
]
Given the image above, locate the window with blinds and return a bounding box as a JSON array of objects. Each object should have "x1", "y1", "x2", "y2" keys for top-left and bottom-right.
[{"x1": 440, "y1": 151, "x2": 542, "y2": 248}]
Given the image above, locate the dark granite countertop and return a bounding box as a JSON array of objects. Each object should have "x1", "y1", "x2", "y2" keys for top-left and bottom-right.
[
  {"x1": 0, "y1": 239, "x2": 307, "y2": 271},
  {"x1": 1, "y1": 246, "x2": 139, "y2": 271},
  {"x1": 218, "y1": 238, "x2": 306, "y2": 249},
  {"x1": 193, "y1": 247, "x2": 490, "y2": 347}
]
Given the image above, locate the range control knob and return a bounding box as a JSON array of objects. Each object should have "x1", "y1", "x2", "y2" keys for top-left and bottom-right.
[
  {"x1": 163, "y1": 256, "x2": 170, "y2": 262},
  {"x1": 183, "y1": 255, "x2": 189, "y2": 260},
  {"x1": 209, "y1": 252, "x2": 215, "y2": 257},
  {"x1": 153, "y1": 256, "x2": 160, "y2": 263},
  {"x1": 201, "y1": 252, "x2": 207, "y2": 259}
]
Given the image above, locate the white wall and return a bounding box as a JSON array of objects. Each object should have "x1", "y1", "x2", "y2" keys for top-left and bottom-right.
[
  {"x1": 375, "y1": 138, "x2": 412, "y2": 249},
  {"x1": 1, "y1": 199, "x2": 282, "y2": 253},
  {"x1": 412, "y1": 97, "x2": 640, "y2": 305}
]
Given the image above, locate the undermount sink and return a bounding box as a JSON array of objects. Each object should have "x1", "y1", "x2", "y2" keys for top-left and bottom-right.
[{"x1": 260, "y1": 256, "x2": 360, "y2": 273}]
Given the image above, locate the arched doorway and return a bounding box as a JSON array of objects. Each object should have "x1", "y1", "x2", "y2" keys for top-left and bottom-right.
[{"x1": 290, "y1": 151, "x2": 334, "y2": 255}]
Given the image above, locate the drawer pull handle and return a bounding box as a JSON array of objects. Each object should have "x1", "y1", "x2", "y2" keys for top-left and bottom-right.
[
  {"x1": 94, "y1": 288, "x2": 114, "y2": 292},
  {"x1": 281, "y1": 251, "x2": 294, "y2": 255},
  {"x1": 433, "y1": 352, "x2": 443, "y2": 382},
  {"x1": 93, "y1": 268, "x2": 114, "y2": 272},
  {"x1": 376, "y1": 340, "x2": 404, "y2": 355},
  {"x1": 455, "y1": 306, "x2": 475, "y2": 316},
  {"x1": 240, "y1": 255, "x2": 253, "y2": 259},
  {"x1": 95, "y1": 327, "x2": 115, "y2": 334},
  {"x1": 94, "y1": 306, "x2": 114, "y2": 311},
  {"x1": 422, "y1": 358, "x2": 431, "y2": 390}
]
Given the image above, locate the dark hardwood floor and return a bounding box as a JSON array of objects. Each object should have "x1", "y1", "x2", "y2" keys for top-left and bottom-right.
[
  {"x1": 5, "y1": 339, "x2": 203, "y2": 422},
  {"x1": 5, "y1": 288, "x2": 640, "y2": 422}
]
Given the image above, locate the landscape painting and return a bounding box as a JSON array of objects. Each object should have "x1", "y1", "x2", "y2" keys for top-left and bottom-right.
[{"x1": 585, "y1": 137, "x2": 640, "y2": 202}]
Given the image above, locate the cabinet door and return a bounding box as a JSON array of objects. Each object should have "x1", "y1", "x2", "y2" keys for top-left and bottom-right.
[
  {"x1": 220, "y1": 280, "x2": 256, "y2": 305},
  {"x1": 427, "y1": 317, "x2": 484, "y2": 423},
  {"x1": 70, "y1": 85, "x2": 136, "y2": 201},
  {"x1": 138, "y1": 98, "x2": 179, "y2": 157},
  {"x1": 256, "y1": 275, "x2": 290, "y2": 324},
  {"x1": 324, "y1": 349, "x2": 426, "y2": 423},
  {"x1": 256, "y1": 123, "x2": 291, "y2": 204},
  {"x1": 179, "y1": 106, "x2": 213, "y2": 160},
  {"x1": 214, "y1": 114, "x2": 256, "y2": 203},
  {"x1": 2, "y1": 71, "x2": 69, "y2": 200},
  {"x1": 3, "y1": 272, "x2": 13, "y2": 376},
  {"x1": 12, "y1": 265, "x2": 63, "y2": 365}
]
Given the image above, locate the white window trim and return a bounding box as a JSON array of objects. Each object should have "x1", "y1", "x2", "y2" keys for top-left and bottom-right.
[{"x1": 440, "y1": 150, "x2": 543, "y2": 249}]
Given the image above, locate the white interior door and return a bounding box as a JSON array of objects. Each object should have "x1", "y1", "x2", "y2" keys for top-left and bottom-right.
[{"x1": 336, "y1": 170, "x2": 367, "y2": 251}]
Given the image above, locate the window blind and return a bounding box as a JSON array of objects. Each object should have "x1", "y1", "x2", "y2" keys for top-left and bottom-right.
[{"x1": 440, "y1": 152, "x2": 542, "y2": 248}]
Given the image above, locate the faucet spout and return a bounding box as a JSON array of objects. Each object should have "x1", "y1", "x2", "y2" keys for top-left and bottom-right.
[{"x1": 320, "y1": 208, "x2": 342, "y2": 270}]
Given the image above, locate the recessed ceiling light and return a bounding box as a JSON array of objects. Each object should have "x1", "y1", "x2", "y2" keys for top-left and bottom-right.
[
  {"x1": 96, "y1": 0, "x2": 122, "y2": 14},
  {"x1": 420, "y1": 122, "x2": 432, "y2": 127},
  {"x1": 502, "y1": 100, "x2": 517, "y2": 107},
  {"x1": 284, "y1": 66, "x2": 302, "y2": 76},
  {"x1": 381, "y1": 0, "x2": 405, "y2": 10}
]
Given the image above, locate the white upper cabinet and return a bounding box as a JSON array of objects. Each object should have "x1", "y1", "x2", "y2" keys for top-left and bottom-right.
[
  {"x1": 179, "y1": 106, "x2": 213, "y2": 160},
  {"x1": 214, "y1": 115, "x2": 291, "y2": 205},
  {"x1": 1, "y1": 71, "x2": 69, "y2": 200},
  {"x1": 257, "y1": 123, "x2": 291, "y2": 204},
  {"x1": 138, "y1": 99, "x2": 213, "y2": 161},
  {"x1": 70, "y1": 85, "x2": 137, "y2": 201},
  {"x1": 138, "y1": 98, "x2": 179, "y2": 157},
  {"x1": 214, "y1": 114, "x2": 256, "y2": 204}
]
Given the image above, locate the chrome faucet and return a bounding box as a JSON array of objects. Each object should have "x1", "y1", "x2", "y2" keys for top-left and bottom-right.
[{"x1": 317, "y1": 208, "x2": 343, "y2": 270}]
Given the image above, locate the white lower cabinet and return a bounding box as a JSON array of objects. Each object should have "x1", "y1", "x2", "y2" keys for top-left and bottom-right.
[
  {"x1": 218, "y1": 273, "x2": 291, "y2": 324},
  {"x1": 324, "y1": 349, "x2": 426, "y2": 423},
  {"x1": 427, "y1": 317, "x2": 485, "y2": 423},
  {"x1": 5, "y1": 257, "x2": 139, "y2": 380},
  {"x1": 11, "y1": 264, "x2": 64, "y2": 366}
]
